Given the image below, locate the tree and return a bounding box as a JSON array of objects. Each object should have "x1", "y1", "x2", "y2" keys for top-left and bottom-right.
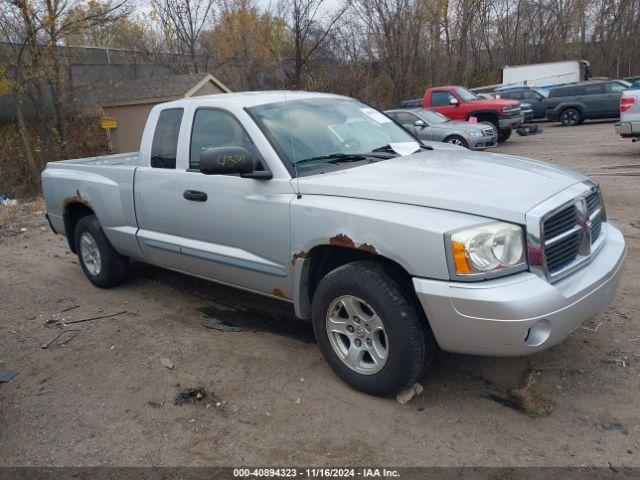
[
  {"x1": 209, "y1": 0, "x2": 285, "y2": 89},
  {"x1": 275, "y1": 0, "x2": 350, "y2": 88},
  {"x1": 150, "y1": 0, "x2": 218, "y2": 73}
]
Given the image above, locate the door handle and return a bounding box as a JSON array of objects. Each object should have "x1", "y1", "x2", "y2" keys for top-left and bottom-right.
[{"x1": 183, "y1": 190, "x2": 208, "y2": 202}]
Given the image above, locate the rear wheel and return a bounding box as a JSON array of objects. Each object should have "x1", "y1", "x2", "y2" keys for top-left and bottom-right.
[
  {"x1": 311, "y1": 261, "x2": 434, "y2": 396},
  {"x1": 444, "y1": 135, "x2": 469, "y2": 148},
  {"x1": 75, "y1": 215, "x2": 129, "y2": 288},
  {"x1": 560, "y1": 108, "x2": 581, "y2": 126}
]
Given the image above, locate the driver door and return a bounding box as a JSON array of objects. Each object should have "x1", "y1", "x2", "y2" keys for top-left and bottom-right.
[
  {"x1": 176, "y1": 107, "x2": 293, "y2": 297},
  {"x1": 395, "y1": 112, "x2": 432, "y2": 140}
]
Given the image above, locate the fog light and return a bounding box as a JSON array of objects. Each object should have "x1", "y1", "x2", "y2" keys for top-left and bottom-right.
[{"x1": 524, "y1": 319, "x2": 551, "y2": 347}]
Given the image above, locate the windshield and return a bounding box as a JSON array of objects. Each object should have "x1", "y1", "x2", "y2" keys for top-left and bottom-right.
[
  {"x1": 247, "y1": 98, "x2": 418, "y2": 174},
  {"x1": 535, "y1": 88, "x2": 550, "y2": 98},
  {"x1": 454, "y1": 87, "x2": 478, "y2": 101},
  {"x1": 416, "y1": 109, "x2": 449, "y2": 124}
]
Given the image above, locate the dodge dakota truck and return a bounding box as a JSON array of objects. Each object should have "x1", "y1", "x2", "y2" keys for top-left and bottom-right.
[
  {"x1": 421, "y1": 86, "x2": 523, "y2": 143},
  {"x1": 42, "y1": 91, "x2": 626, "y2": 397}
]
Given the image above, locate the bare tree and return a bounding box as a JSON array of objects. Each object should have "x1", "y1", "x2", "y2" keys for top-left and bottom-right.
[
  {"x1": 274, "y1": 0, "x2": 350, "y2": 88},
  {"x1": 151, "y1": 0, "x2": 217, "y2": 73}
]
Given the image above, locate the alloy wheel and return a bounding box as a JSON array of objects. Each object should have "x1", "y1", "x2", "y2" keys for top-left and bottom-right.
[
  {"x1": 325, "y1": 295, "x2": 388, "y2": 375},
  {"x1": 79, "y1": 232, "x2": 102, "y2": 276}
]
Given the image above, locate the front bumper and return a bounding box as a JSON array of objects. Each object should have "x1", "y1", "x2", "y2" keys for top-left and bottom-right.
[
  {"x1": 468, "y1": 134, "x2": 498, "y2": 150},
  {"x1": 522, "y1": 110, "x2": 535, "y2": 122},
  {"x1": 413, "y1": 222, "x2": 626, "y2": 356},
  {"x1": 616, "y1": 121, "x2": 640, "y2": 138},
  {"x1": 498, "y1": 114, "x2": 524, "y2": 129}
]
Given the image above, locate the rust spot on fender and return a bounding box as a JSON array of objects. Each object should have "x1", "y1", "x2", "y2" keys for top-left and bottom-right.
[
  {"x1": 358, "y1": 243, "x2": 377, "y2": 254},
  {"x1": 273, "y1": 288, "x2": 289, "y2": 299},
  {"x1": 329, "y1": 233, "x2": 356, "y2": 249},
  {"x1": 62, "y1": 190, "x2": 92, "y2": 213},
  {"x1": 291, "y1": 250, "x2": 307, "y2": 269}
]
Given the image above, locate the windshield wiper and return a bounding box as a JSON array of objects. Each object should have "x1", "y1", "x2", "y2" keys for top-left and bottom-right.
[
  {"x1": 295, "y1": 153, "x2": 368, "y2": 166},
  {"x1": 371, "y1": 143, "x2": 433, "y2": 153}
]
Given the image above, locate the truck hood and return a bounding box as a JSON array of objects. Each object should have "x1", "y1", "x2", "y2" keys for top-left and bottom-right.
[
  {"x1": 466, "y1": 98, "x2": 519, "y2": 110},
  {"x1": 296, "y1": 149, "x2": 587, "y2": 224}
]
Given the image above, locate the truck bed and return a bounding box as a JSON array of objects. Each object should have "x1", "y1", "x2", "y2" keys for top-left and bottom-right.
[
  {"x1": 42, "y1": 151, "x2": 143, "y2": 260},
  {"x1": 54, "y1": 152, "x2": 141, "y2": 167}
]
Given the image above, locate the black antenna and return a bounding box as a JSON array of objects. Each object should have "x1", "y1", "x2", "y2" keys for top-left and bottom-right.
[{"x1": 275, "y1": 43, "x2": 301, "y2": 199}]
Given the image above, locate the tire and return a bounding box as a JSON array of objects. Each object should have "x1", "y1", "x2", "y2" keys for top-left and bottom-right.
[
  {"x1": 560, "y1": 108, "x2": 581, "y2": 126},
  {"x1": 74, "y1": 215, "x2": 129, "y2": 288},
  {"x1": 311, "y1": 261, "x2": 434, "y2": 396},
  {"x1": 444, "y1": 135, "x2": 469, "y2": 148},
  {"x1": 497, "y1": 127, "x2": 512, "y2": 143}
]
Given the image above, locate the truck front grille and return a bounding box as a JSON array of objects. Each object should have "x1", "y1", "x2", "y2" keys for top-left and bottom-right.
[
  {"x1": 503, "y1": 105, "x2": 522, "y2": 116},
  {"x1": 541, "y1": 189, "x2": 605, "y2": 279}
]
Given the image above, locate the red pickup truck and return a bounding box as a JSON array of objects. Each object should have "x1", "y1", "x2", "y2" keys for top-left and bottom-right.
[{"x1": 421, "y1": 86, "x2": 524, "y2": 143}]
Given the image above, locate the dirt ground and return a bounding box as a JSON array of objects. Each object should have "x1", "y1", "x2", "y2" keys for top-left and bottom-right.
[{"x1": 1, "y1": 120, "x2": 639, "y2": 467}]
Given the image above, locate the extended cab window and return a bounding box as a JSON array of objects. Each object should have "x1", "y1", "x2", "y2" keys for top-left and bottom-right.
[
  {"x1": 151, "y1": 108, "x2": 183, "y2": 169},
  {"x1": 431, "y1": 91, "x2": 455, "y2": 107},
  {"x1": 190, "y1": 109, "x2": 253, "y2": 169}
]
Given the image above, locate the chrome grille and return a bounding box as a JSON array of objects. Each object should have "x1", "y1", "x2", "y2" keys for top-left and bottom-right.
[
  {"x1": 483, "y1": 127, "x2": 495, "y2": 136},
  {"x1": 533, "y1": 185, "x2": 606, "y2": 281}
]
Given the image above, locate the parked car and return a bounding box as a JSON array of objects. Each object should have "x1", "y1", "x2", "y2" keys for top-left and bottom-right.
[
  {"x1": 399, "y1": 98, "x2": 422, "y2": 108},
  {"x1": 545, "y1": 80, "x2": 626, "y2": 126},
  {"x1": 42, "y1": 91, "x2": 626, "y2": 397},
  {"x1": 475, "y1": 93, "x2": 534, "y2": 121},
  {"x1": 615, "y1": 89, "x2": 640, "y2": 141},
  {"x1": 385, "y1": 108, "x2": 497, "y2": 150},
  {"x1": 419, "y1": 85, "x2": 523, "y2": 143},
  {"x1": 494, "y1": 86, "x2": 548, "y2": 120},
  {"x1": 520, "y1": 102, "x2": 535, "y2": 122}
]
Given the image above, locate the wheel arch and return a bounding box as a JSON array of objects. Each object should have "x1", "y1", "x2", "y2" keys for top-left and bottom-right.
[
  {"x1": 293, "y1": 243, "x2": 423, "y2": 323},
  {"x1": 63, "y1": 200, "x2": 97, "y2": 253},
  {"x1": 467, "y1": 109, "x2": 499, "y2": 123},
  {"x1": 559, "y1": 103, "x2": 585, "y2": 116}
]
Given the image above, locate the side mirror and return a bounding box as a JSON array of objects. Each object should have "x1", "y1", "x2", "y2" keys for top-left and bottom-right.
[
  {"x1": 414, "y1": 119, "x2": 426, "y2": 128},
  {"x1": 449, "y1": 97, "x2": 459, "y2": 105},
  {"x1": 199, "y1": 146, "x2": 255, "y2": 175}
]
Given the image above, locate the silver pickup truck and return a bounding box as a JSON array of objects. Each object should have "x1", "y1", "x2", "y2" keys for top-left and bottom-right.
[
  {"x1": 616, "y1": 88, "x2": 640, "y2": 141},
  {"x1": 42, "y1": 91, "x2": 626, "y2": 397}
]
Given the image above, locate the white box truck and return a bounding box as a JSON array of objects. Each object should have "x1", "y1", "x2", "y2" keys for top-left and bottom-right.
[{"x1": 502, "y1": 60, "x2": 590, "y2": 88}]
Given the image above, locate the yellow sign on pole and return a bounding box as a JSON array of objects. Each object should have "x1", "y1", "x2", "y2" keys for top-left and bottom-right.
[{"x1": 100, "y1": 117, "x2": 117, "y2": 129}]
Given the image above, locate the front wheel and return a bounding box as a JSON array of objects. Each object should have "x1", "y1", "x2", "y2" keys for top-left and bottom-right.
[
  {"x1": 497, "y1": 127, "x2": 512, "y2": 143},
  {"x1": 75, "y1": 215, "x2": 129, "y2": 288},
  {"x1": 444, "y1": 135, "x2": 469, "y2": 148},
  {"x1": 311, "y1": 262, "x2": 434, "y2": 396}
]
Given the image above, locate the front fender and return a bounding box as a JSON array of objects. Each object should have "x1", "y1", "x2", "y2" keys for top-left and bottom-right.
[{"x1": 290, "y1": 195, "x2": 490, "y2": 316}]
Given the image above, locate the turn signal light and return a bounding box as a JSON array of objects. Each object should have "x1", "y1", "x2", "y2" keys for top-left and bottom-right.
[{"x1": 452, "y1": 241, "x2": 471, "y2": 274}]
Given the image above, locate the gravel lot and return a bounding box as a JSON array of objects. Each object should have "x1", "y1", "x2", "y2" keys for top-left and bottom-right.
[{"x1": 1, "y1": 120, "x2": 638, "y2": 467}]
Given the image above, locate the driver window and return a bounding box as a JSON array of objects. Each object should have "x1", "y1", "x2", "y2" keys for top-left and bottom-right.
[
  {"x1": 395, "y1": 112, "x2": 419, "y2": 125},
  {"x1": 431, "y1": 91, "x2": 455, "y2": 107},
  {"x1": 190, "y1": 109, "x2": 253, "y2": 169}
]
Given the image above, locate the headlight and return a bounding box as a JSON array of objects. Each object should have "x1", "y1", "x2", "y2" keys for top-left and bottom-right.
[
  {"x1": 466, "y1": 129, "x2": 483, "y2": 137},
  {"x1": 446, "y1": 222, "x2": 527, "y2": 279}
]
